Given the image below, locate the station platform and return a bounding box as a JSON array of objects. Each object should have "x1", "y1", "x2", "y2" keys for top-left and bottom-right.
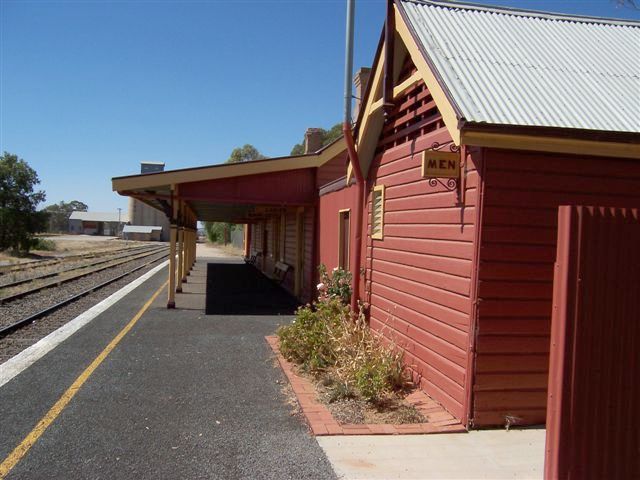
[{"x1": 0, "y1": 245, "x2": 334, "y2": 479}]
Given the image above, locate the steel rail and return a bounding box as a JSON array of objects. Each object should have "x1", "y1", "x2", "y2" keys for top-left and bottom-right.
[
  {"x1": 0, "y1": 247, "x2": 167, "y2": 304},
  {"x1": 0, "y1": 244, "x2": 154, "y2": 275},
  {"x1": 0, "y1": 246, "x2": 165, "y2": 290},
  {"x1": 0, "y1": 252, "x2": 168, "y2": 339}
]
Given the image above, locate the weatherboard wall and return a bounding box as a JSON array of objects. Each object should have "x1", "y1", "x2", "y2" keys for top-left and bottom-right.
[
  {"x1": 472, "y1": 149, "x2": 640, "y2": 427},
  {"x1": 247, "y1": 208, "x2": 315, "y2": 303},
  {"x1": 363, "y1": 128, "x2": 479, "y2": 424},
  {"x1": 318, "y1": 183, "x2": 359, "y2": 272}
]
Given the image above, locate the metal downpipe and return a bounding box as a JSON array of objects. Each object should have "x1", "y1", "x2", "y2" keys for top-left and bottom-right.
[
  {"x1": 343, "y1": 0, "x2": 364, "y2": 314},
  {"x1": 343, "y1": 122, "x2": 364, "y2": 314}
]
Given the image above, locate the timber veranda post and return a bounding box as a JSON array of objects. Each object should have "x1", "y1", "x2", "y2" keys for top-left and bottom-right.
[
  {"x1": 167, "y1": 187, "x2": 178, "y2": 308},
  {"x1": 177, "y1": 212, "x2": 184, "y2": 293}
]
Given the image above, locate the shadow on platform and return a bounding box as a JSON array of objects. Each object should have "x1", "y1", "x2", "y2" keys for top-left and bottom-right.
[{"x1": 205, "y1": 263, "x2": 299, "y2": 315}]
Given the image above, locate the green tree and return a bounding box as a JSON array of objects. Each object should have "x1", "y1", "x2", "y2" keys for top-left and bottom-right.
[
  {"x1": 204, "y1": 222, "x2": 238, "y2": 244},
  {"x1": 290, "y1": 122, "x2": 343, "y2": 155},
  {"x1": 43, "y1": 200, "x2": 88, "y2": 233},
  {"x1": 226, "y1": 144, "x2": 267, "y2": 164},
  {"x1": 0, "y1": 152, "x2": 48, "y2": 253}
]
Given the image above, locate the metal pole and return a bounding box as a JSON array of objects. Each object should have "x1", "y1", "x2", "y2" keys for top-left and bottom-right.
[{"x1": 344, "y1": 0, "x2": 355, "y2": 124}]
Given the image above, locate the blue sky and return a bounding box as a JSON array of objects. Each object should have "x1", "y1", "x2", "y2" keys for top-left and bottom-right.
[{"x1": 1, "y1": 0, "x2": 638, "y2": 213}]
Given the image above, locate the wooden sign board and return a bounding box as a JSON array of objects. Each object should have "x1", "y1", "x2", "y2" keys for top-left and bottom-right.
[{"x1": 422, "y1": 151, "x2": 460, "y2": 179}]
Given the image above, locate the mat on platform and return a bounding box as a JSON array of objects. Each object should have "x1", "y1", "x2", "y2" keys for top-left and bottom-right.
[{"x1": 205, "y1": 263, "x2": 299, "y2": 315}]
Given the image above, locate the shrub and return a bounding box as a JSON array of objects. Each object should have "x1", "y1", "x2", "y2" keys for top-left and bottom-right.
[
  {"x1": 278, "y1": 264, "x2": 409, "y2": 404},
  {"x1": 277, "y1": 299, "x2": 347, "y2": 373},
  {"x1": 32, "y1": 238, "x2": 56, "y2": 251},
  {"x1": 317, "y1": 264, "x2": 351, "y2": 304},
  {"x1": 330, "y1": 312, "x2": 408, "y2": 403}
]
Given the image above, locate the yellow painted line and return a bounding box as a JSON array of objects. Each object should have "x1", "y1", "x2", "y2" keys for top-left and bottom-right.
[{"x1": 0, "y1": 280, "x2": 168, "y2": 479}]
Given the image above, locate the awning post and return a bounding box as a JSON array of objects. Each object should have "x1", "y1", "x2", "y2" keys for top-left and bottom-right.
[
  {"x1": 177, "y1": 225, "x2": 184, "y2": 290},
  {"x1": 168, "y1": 222, "x2": 177, "y2": 309}
]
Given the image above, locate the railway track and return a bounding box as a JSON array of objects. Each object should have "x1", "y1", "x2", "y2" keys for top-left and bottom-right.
[
  {"x1": 0, "y1": 248, "x2": 168, "y2": 354},
  {"x1": 0, "y1": 243, "x2": 155, "y2": 278},
  {"x1": 0, "y1": 245, "x2": 165, "y2": 295}
]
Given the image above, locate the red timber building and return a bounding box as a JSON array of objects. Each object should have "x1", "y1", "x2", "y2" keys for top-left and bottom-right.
[{"x1": 114, "y1": 0, "x2": 639, "y2": 434}]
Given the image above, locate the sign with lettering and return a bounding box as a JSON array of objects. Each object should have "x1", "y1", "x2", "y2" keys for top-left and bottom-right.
[{"x1": 421, "y1": 151, "x2": 460, "y2": 179}]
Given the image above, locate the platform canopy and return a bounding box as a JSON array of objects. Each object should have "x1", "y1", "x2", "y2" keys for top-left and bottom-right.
[{"x1": 112, "y1": 138, "x2": 346, "y2": 224}]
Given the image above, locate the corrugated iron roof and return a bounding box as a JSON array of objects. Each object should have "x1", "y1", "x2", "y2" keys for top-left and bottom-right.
[
  {"x1": 399, "y1": 0, "x2": 640, "y2": 133},
  {"x1": 69, "y1": 211, "x2": 129, "y2": 223}
]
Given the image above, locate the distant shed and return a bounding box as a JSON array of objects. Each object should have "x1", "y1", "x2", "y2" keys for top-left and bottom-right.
[
  {"x1": 69, "y1": 211, "x2": 128, "y2": 236},
  {"x1": 122, "y1": 225, "x2": 163, "y2": 241}
]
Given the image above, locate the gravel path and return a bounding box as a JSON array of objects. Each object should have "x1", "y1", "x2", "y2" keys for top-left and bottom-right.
[{"x1": 0, "y1": 254, "x2": 167, "y2": 363}]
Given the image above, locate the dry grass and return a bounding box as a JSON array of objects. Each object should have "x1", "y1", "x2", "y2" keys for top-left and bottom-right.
[{"x1": 317, "y1": 374, "x2": 425, "y2": 425}]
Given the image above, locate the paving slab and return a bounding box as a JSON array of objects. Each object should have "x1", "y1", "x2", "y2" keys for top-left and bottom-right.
[
  {"x1": 317, "y1": 429, "x2": 545, "y2": 480},
  {"x1": 0, "y1": 249, "x2": 336, "y2": 480}
]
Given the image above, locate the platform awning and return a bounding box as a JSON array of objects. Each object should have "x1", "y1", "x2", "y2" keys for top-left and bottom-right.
[{"x1": 112, "y1": 138, "x2": 346, "y2": 223}]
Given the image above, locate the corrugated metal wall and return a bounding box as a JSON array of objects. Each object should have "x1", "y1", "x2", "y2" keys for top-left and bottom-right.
[
  {"x1": 474, "y1": 150, "x2": 640, "y2": 427},
  {"x1": 545, "y1": 206, "x2": 640, "y2": 479}
]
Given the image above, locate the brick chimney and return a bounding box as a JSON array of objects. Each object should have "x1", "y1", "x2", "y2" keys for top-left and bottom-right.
[
  {"x1": 353, "y1": 67, "x2": 371, "y2": 121},
  {"x1": 304, "y1": 128, "x2": 324, "y2": 154}
]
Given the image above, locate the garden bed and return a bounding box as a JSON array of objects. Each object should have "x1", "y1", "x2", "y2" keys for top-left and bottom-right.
[{"x1": 268, "y1": 336, "x2": 465, "y2": 436}]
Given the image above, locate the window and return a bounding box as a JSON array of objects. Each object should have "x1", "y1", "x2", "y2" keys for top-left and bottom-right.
[
  {"x1": 338, "y1": 209, "x2": 350, "y2": 270},
  {"x1": 371, "y1": 185, "x2": 385, "y2": 240}
]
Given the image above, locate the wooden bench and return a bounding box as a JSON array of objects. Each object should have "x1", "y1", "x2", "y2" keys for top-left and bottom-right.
[
  {"x1": 271, "y1": 261, "x2": 291, "y2": 284},
  {"x1": 244, "y1": 251, "x2": 262, "y2": 266}
]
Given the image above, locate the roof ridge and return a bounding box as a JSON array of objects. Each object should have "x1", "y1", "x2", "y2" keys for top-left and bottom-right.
[{"x1": 400, "y1": 0, "x2": 640, "y2": 26}]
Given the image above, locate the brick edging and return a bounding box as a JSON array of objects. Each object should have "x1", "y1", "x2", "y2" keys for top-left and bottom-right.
[{"x1": 266, "y1": 335, "x2": 466, "y2": 436}]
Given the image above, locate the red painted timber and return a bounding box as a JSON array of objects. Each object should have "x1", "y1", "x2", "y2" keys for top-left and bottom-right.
[
  {"x1": 318, "y1": 183, "x2": 358, "y2": 272},
  {"x1": 474, "y1": 150, "x2": 640, "y2": 428},
  {"x1": 364, "y1": 84, "x2": 478, "y2": 426},
  {"x1": 180, "y1": 168, "x2": 317, "y2": 205},
  {"x1": 545, "y1": 206, "x2": 640, "y2": 480},
  {"x1": 372, "y1": 258, "x2": 471, "y2": 296}
]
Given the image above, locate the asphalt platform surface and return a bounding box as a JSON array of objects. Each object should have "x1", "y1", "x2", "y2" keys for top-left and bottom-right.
[{"x1": 0, "y1": 260, "x2": 336, "y2": 479}]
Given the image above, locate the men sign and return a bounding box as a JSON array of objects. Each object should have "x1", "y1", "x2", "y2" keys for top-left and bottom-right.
[{"x1": 421, "y1": 151, "x2": 460, "y2": 179}]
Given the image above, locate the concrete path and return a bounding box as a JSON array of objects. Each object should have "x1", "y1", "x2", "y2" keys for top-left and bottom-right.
[
  {"x1": 0, "y1": 249, "x2": 335, "y2": 479},
  {"x1": 318, "y1": 429, "x2": 545, "y2": 479}
]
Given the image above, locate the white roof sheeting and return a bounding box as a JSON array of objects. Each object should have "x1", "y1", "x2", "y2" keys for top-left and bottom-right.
[
  {"x1": 399, "y1": 0, "x2": 640, "y2": 133},
  {"x1": 69, "y1": 211, "x2": 129, "y2": 223},
  {"x1": 122, "y1": 225, "x2": 162, "y2": 234}
]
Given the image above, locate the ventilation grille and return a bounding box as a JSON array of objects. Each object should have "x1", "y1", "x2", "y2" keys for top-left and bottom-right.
[{"x1": 371, "y1": 186, "x2": 385, "y2": 239}]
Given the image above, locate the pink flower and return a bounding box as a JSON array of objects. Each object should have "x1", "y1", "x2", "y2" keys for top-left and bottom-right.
[{"x1": 317, "y1": 282, "x2": 326, "y2": 291}]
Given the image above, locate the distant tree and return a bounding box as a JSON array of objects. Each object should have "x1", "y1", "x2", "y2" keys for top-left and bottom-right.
[
  {"x1": 290, "y1": 122, "x2": 343, "y2": 155},
  {"x1": 226, "y1": 144, "x2": 267, "y2": 164},
  {"x1": 204, "y1": 221, "x2": 238, "y2": 244},
  {"x1": 0, "y1": 152, "x2": 48, "y2": 253},
  {"x1": 614, "y1": 0, "x2": 637, "y2": 8},
  {"x1": 43, "y1": 200, "x2": 88, "y2": 233},
  {"x1": 204, "y1": 222, "x2": 223, "y2": 243},
  {"x1": 290, "y1": 143, "x2": 305, "y2": 156}
]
